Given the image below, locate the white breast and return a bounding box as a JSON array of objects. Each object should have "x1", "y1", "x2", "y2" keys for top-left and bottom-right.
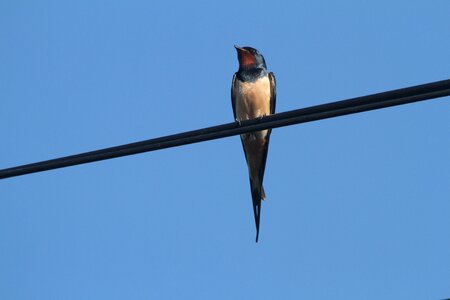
[{"x1": 234, "y1": 76, "x2": 271, "y2": 121}]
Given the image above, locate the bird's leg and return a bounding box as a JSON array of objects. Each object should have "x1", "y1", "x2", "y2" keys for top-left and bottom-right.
[{"x1": 235, "y1": 118, "x2": 242, "y2": 126}]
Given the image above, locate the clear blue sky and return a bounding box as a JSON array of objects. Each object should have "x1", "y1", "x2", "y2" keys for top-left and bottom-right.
[{"x1": 1, "y1": 1, "x2": 449, "y2": 299}]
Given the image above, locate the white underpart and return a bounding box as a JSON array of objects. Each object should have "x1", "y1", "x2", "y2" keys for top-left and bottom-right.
[{"x1": 234, "y1": 76, "x2": 271, "y2": 139}]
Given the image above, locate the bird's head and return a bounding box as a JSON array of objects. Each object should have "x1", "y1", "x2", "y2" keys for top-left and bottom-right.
[{"x1": 234, "y1": 45, "x2": 267, "y2": 70}]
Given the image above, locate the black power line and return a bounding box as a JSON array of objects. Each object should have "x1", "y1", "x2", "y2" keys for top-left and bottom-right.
[{"x1": 1, "y1": 79, "x2": 449, "y2": 180}]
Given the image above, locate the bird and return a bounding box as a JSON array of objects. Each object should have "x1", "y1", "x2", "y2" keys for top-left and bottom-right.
[{"x1": 231, "y1": 45, "x2": 276, "y2": 242}]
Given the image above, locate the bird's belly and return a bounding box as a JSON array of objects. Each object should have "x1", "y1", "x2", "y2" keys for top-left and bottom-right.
[
  {"x1": 235, "y1": 76, "x2": 271, "y2": 121},
  {"x1": 235, "y1": 76, "x2": 271, "y2": 140}
]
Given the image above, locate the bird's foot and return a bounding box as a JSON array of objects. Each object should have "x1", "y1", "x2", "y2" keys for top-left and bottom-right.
[{"x1": 235, "y1": 118, "x2": 242, "y2": 126}]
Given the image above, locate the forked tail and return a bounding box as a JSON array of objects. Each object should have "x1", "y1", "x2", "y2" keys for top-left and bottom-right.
[{"x1": 250, "y1": 181, "x2": 264, "y2": 243}]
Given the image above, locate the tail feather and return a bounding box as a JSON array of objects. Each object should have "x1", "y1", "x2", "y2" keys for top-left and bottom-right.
[{"x1": 250, "y1": 180, "x2": 264, "y2": 243}]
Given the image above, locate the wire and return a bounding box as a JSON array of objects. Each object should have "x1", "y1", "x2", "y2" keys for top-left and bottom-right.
[{"x1": 1, "y1": 79, "x2": 449, "y2": 180}]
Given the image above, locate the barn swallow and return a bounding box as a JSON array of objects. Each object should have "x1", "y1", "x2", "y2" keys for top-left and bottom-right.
[{"x1": 231, "y1": 46, "x2": 276, "y2": 242}]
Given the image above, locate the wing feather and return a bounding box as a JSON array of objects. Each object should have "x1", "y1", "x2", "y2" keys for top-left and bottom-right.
[
  {"x1": 269, "y1": 72, "x2": 276, "y2": 117},
  {"x1": 231, "y1": 74, "x2": 237, "y2": 120}
]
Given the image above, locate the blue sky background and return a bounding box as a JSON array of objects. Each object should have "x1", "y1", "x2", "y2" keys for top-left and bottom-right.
[{"x1": 1, "y1": 1, "x2": 450, "y2": 299}]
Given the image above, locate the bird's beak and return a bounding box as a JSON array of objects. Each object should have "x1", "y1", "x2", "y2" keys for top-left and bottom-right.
[{"x1": 234, "y1": 45, "x2": 248, "y2": 53}]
